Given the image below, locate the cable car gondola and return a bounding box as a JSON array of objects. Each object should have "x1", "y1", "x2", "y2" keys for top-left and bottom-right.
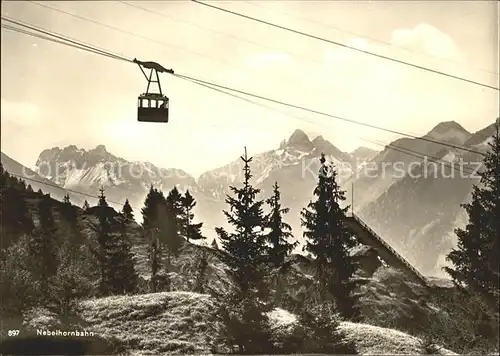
[{"x1": 134, "y1": 59, "x2": 174, "y2": 123}]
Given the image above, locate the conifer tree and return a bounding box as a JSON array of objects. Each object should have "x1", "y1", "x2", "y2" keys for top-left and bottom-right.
[
  {"x1": 264, "y1": 181, "x2": 297, "y2": 269},
  {"x1": 301, "y1": 153, "x2": 360, "y2": 321},
  {"x1": 1, "y1": 184, "x2": 34, "y2": 248},
  {"x1": 166, "y1": 186, "x2": 183, "y2": 220},
  {"x1": 163, "y1": 187, "x2": 184, "y2": 263},
  {"x1": 58, "y1": 192, "x2": 82, "y2": 252},
  {"x1": 445, "y1": 122, "x2": 500, "y2": 302},
  {"x1": 26, "y1": 184, "x2": 33, "y2": 192},
  {"x1": 213, "y1": 148, "x2": 274, "y2": 354},
  {"x1": 30, "y1": 195, "x2": 59, "y2": 299},
  {"x1": 92, "y1": 189, "x2": 113, "y2": 296},
  {"x1": 103, "y1": 215, "x2": 138, "y2": 295},
  {"x1": 122, "y1": 199, "x2": 134, "y2": 221},
  {"x1": 141, "y1": 186, "x2": 165, "y2": 292},
  {"x1": 60, "y1": 194, "x2": 77, "y2": 224},
  {"x1": 211, "y1": 238, "x2": 219, "y2": 250},
  {"x1": 82, "y1": 199, "x2": 90, "y2": 211},
  {"x1": 181, "y1": 190, "x2": 204, "y2": 242},
  {"x1": 98, "y1": 187, "x2": 108, "y2": 207}
]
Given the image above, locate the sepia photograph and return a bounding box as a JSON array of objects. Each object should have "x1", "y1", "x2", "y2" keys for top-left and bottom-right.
[{"x1": 1, "y1": 0, "x2": 499, "y2": 355}]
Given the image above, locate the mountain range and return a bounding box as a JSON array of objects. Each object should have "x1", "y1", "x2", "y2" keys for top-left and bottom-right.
[{"x1": 1, "y1": 119, "x2": 497, "y2": 277}]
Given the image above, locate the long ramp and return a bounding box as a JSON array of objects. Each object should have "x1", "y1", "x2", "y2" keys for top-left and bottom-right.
[{"x1": 344, "y1": 213, "x2": 428, "y2": 286}]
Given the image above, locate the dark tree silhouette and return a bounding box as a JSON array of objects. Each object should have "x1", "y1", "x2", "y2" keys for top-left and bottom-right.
[
  {"x1": 98, "y1": 187, "x2": 108, "y2": 207},
  {"x1": 181, "y1": 190, "x2": 204, "y2": 242},
  {"x1": 30, "y1": 195, "x2": 59, "y2": 299},
  {"x1": 104, "y1": 215, "x2": 138, "y2": 295},
  {"x1": 122, "y1": 199, "x2": 134, "y2": 221},
  {"x1": 141, "y1": 186, "x2": 165, "y2": 292},
  {"x1": 264, "y1": 181, "x2": 297, "y2": 269},
  {"x1": 163, "y1": 187, "x2": 184, "y2": 263},
  {"x1": 301, "y1": 153, "x2": 360, "y2": 321},
  {"x1": 213, "y1": 148, "x2": 274, "y2": 354},
  {"x1": 446, "y1": 122, "x2": 500, "y2": 304}
]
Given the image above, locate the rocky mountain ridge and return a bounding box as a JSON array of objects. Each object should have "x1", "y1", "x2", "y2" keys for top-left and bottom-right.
[{"x1": 2, "y1": 120, "x2": 497, "y2": 276}]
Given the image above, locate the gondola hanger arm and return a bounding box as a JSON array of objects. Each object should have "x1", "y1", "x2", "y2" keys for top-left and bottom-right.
[{"x1": 133, "y1": 58, "x2": 174, "y2": 74}]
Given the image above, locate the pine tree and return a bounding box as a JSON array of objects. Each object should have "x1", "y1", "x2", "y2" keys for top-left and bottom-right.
[
  {"x1": 211, "y1": 238, "x2": 219, "y2": 250},
  {"x1": 103, "y1": 216, "x2": 138, "y2": 295},
  {"x1": 445, "y1": 122, "x2": 500, "y2": 303},
  {"x1": 141, "y1": 186, "x2": 165, "y2": 292},
  {"x1": 0, "y1": 184, "x2": 34, "y2": 248},
  {"x1": 122, "y1": 199, "x2": 134, "y2": 221},
  {"x1": 82, "y1": 199, "x2": 90, "y2": 211},
  {"x1": 163, "y1": 187, "x2": 184, "y2": 263},
  {"x1": 58, "y1": 192, "x2": 82, "y2": 251},
  {"x1": 264, "y1": 181, "x2": 297, "y2": 269},
  {"x1": 181, "y1": 190, "x2": 204, "y2": 242},
  {"x1": 98, "y1": 187, "x2": 108, "y2": 207},
  {"x1": 301, "y1": 153, "x2": 360, "y2": 321},
  {"x1": 30, "y1": 195, "x2": 59, "y2": 300},
  {"x1": 26, "y1": 184, "x2": 33, "y2": 193},
  {"x1": 213, "y1": 148, "x2": 274, "y2": 354},
  {"x1": 92, "y1": 191, "x2": 113, "y2": 296}
]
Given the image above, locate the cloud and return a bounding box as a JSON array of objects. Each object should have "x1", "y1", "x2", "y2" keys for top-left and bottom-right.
[
  {"x1": 1, "y1": 98, "x2": 42, "y2": 126},
  {"x1": 390, "y1": 23, "x2": 461, "y2": 61}
]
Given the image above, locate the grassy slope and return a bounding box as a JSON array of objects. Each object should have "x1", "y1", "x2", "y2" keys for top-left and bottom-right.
[{"x1": 58, "y1": 292, "x2": 454, "y2": 355}]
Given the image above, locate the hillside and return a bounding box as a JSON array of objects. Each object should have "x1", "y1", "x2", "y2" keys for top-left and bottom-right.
[
  {"x1": 10, "y1": 291, "x2": 456, "y2": 355},
  {"x1": 1, "y1": 160, "x2": 498, "y2": 355},
  {"x1": 357, "y1": 121, "x2": 497, "y2": 276},
  {"x1": 0, "y1": 152, "x2": 85, "y2": 207}
]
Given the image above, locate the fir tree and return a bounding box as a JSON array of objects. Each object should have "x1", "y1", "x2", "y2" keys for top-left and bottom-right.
[
  {"x1": 98, "y1": 187, "x2": 108, "y2": 207},
  {"x1": 26, "y1": 184, "x2": 33, "y2": 193},
  {"x1": 264, "y1": 182, "x2": 297, "y2": 269},
  {"x1": 30, "y1": 195, "x2": 59, "y2": 299},
  {"x1": 122, "y1": 199, "x2": 134, "y2": 221},
  {"x1": 58, "y1": 193, "x2": 82, "y2": 252},
  {"x1": 301, "y1": 153, "x2": 360, "y2": 321},
  {"x1": 211, "y1": 238, "x2": 219, "y2": 250},
  {"x1": 63, "y1": 193, "x2": 71, "y2": 204},
  {"x1": 92, "y1": 191, "x2": 113, "y2": 296},
  {"x1": 103, "y1": 216, "x2": 138, "y2": 295},
  {"x1": 445, "y1": 122, "x2": 500, "y2": 303},
  {"x1": 141, "y1": 186, "x2": 165, "y2": 292},
  {"x1": 213, "y1": 148, "x2": 274, "y2": 354},
  {"x1": 82, "y1": 199, "x2": 90, "y2": 211},
  {"x1": 0, "y1": 184, "x2": 34, "y2": 248},
  {"x1": 181, "y1": 190, "x2": 204, "y2": 242},
  {"x1": 162, "y1": 187, "x2": 184, "y2": 263},
  {"x1": 292, "y1": 302, "x2": 357, "y2": 354}
]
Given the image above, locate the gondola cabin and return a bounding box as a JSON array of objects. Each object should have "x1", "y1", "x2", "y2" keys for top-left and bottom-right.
[
  {"x1": 133, "y1": 58, "x2": 174, "y2": 123},
  {"x1": 137, "y1": 94, "x2": 169, "y2": 123}
]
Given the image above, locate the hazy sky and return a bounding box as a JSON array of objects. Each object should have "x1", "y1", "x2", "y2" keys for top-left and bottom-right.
[{"x1": 1, "y1": 1, "x2": 498, "y2": 176}]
